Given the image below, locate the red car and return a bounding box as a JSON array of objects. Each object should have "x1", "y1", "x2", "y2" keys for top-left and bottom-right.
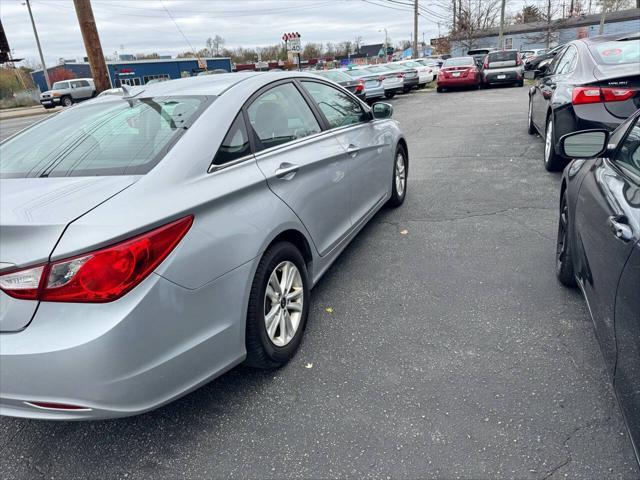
[{"x1": 436, "y1": 56, "x2": 481, "y2": 92}]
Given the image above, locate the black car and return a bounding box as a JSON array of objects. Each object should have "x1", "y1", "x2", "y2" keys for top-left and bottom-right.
[
  {"x1": 526, "y1": 33, "x2": 640, "y2": 171},
  {"x1": 313, "y1": 69, "x2": 366, "y2": 101},
  {"x1": 555, "y1": 110, "x2": 640, "y2": 461},
  {"x1": 524, "y1": 43, "x2": 565, "y2": 71}
]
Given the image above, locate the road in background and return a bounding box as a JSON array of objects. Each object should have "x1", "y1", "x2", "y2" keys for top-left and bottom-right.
[
  {"x1": 0, "y1": 115, "x2": 43, "y2": 141},
  {"x1": 0, "y1": 87, "x2": 638, "y2": 479}
]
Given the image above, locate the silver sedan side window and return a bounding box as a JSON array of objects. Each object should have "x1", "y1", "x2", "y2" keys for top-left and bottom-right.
[
  {"x1": 301, "y1": 81, "x2": 366, "y2": 130},
  {"x1": 211, "y1": 113, "x2": 251, "y2": 168},
  {"x1": 247, "y1": 83, "x2": 321, "y2": 153}
]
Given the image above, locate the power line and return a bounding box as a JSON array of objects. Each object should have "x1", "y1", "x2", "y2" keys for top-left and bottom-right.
[{"x1": 160, "y1": 0, "x2": 199, "y2": 58}]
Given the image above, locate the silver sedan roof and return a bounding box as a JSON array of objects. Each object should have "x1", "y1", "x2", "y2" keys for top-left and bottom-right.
[{"x1": 120, "y1": 71, "x2": 327, "y2": 98}]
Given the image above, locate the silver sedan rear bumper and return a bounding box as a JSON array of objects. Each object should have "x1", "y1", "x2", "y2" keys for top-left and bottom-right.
[{"x1": 0, "y1": 264, "x2": 252, "y2": 420}]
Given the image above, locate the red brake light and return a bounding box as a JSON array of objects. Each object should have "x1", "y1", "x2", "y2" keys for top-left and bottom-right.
[
  {"x1": 483, "y1": 57, "x2": 489, "y2": 69},
  {"x1": 601, "y1": 87, "x2": 634, "y2": 102},
  {"x1": 572, "y1": 86, "x2": 635, "y2": 105},
  {"x1": 572, "y1": 87, "x2": 603, "y2": 105},
  {"x1": 0, "y1": 216, "x2": 193, "y2": 303}
]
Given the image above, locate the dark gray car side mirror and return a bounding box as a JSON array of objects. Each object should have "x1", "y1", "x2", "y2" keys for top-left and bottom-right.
[
  {"x1": 560, "y1": 129, "x2": 609, "y2": 159},
  {"x1": 372, "y1": 102, "x2": 393, "y2": 119}
]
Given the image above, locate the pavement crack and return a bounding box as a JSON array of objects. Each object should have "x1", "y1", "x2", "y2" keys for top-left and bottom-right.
[
  {"x1": 0, "y1": 423, "x2": 26, "y2": 452},
  {"x1": 541, "y1": 454, "x2": 572, "y2": 480}
]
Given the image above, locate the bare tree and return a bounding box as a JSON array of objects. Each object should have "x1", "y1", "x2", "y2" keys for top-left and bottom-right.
[
  {"x1": 302, "y1": 42, "x2": 323, "y2": 60},
  {"x1": 206, "y1": 35, "x2": 226, "y2": 57},
  {"x1": 456, "y1": 0, "x2": 502, "y2": 51}
]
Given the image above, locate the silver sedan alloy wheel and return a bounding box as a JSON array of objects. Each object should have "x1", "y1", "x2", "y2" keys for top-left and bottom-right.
[
  {"x1": 395, "y1": 152, "x2": 406, "y2": 197},
  {"x1": 263, "y1": 261, "x2": 304, "y2": 347}
]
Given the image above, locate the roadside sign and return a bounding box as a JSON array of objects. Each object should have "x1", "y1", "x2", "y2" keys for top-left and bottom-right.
[
  {"x1": 283, "y1": 32, "x2": 302, "y2": 53},
  {"x1": 288, "y1": 38, "x2": 301, "y2": 53}
]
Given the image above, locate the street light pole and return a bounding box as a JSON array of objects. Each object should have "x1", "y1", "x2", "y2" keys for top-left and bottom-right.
[
  {"x1": 379, "y1": 28, "x2": 388, "y2": 62},
  {"x1": 25, "y1": 0, "x2": 50, "y2": 90}
]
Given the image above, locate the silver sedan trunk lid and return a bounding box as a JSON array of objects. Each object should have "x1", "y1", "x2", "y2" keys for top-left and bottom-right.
[{"x1": 0, "y1": 176, "x2": 138, "y2": 332}]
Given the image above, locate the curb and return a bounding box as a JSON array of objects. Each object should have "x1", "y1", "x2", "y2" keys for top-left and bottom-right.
[{"x1": 0, "y1": 107, "x2": 62, "y2": 120}]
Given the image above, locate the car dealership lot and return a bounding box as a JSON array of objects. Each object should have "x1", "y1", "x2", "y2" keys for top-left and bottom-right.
[{"x1": 0, "y1": 86, "x2": 638, "y2": 479}]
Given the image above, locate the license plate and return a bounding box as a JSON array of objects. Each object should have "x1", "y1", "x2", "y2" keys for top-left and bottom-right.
[
  {"x1": 452, "y1": 72, "x2": 461, "y2": 77},
  {"x1": 497, "y1": 74, "x2": 506, "y2": 79}
]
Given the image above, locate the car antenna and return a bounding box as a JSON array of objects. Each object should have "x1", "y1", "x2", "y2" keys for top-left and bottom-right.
[{"x1": 121, "y1": 84, "x2": 145, "y2": 106}]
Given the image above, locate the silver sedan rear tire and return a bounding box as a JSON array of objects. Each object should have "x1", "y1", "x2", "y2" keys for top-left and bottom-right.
[
  {"x1": 245, "y1": 241, "x2": 309, "y2": 368},
  {"x1": 387, "y1": 144, "x2": 408, "y2": 208}
]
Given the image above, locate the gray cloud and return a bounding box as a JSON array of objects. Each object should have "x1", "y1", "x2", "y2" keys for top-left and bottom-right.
[{"x1": 3, "y1": 0, "x2": 452, "y2": 65}]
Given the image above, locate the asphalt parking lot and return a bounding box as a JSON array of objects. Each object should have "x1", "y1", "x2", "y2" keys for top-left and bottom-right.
[{"x1": 1, "y1": 86, "x2": 638, "y2": 479}]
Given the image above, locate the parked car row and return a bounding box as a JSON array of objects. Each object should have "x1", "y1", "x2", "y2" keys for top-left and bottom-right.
[
  {"x1": 314, "y1": 59, "x2": 437, "y2": 103},
  {"x1": 437, "y1": 50, "x2": 525, "y2": 92}
]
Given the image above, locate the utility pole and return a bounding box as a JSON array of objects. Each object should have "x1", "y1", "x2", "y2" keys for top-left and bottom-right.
[
  {"x1": 25, "y1": 0, "x2": 50, "y2": 90},
  {"x1": 452, "y1": 0, "x2": 456, "y2": 31},
  {"x1": 546, "y1": 0, "x2": 552, "y2": 48},
  {"x1": 413, "y1": 0, "x2": 419, "y2": 59},
  {"x1": 599, "y1": 5, "x2": 607, "y2": 34},
  {"x1": 72, "y1": 0, "x2": 110, "y2": 92},
  {"x1": 498, "y1": 0, "x2": 506, "y2": 50}
]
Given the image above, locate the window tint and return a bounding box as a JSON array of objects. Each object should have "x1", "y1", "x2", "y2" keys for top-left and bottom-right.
[
  {"x1": 211, "y1": 113, "x2": 251, "y2": 167},
  {"x1": 302, "y1": 81, "x2": 366, "y2": 129},
  {"x1": 0, "y1": 96, "x2": 209, "y2": 178},
  {"x1": 555, "y1": 46, "x2": 578, "y2": 75},
  {"x1": 547, "y1": 47, "x2": 567, "y2": 74},
  {"x1": 247, "y1": 83, "x2": 321, "y2": 152},
  {"x1": 488, "y1": 51, "x2": 518, "y2": 62},
  {"x1": 443, "y1": 57, "x2": 475, "y2": 67},
  {"x1": 590, "y1": 39, "x2": 640, "y2": 65},
  {"x1": 614, "y1": 118, "x2": 640, "y2": 176}
]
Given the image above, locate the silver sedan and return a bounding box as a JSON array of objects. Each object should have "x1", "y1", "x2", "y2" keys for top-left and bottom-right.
[{"x1": 0, "y1": 72, "x2": 408, "y2": 419}]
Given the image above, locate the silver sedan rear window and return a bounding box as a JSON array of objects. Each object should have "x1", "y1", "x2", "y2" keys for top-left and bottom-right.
[{"x1": 0, "y1": 96, "x2": 211, "y2": 178}]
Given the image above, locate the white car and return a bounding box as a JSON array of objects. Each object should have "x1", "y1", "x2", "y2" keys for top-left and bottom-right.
[
  {"x1": 396, "y1": 60, "x2": 435, "y2": 88},
  {"x1": 416, "y1": 58, "x2": 441, "y2": 77},
  {"x1": 40, "y1": 78, "x2": 96, "y2": 108}
]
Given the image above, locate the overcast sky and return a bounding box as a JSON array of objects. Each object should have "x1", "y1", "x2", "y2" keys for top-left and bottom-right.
[{"x1": 1, "y1": 0, "x2": 455, "y2": 65}]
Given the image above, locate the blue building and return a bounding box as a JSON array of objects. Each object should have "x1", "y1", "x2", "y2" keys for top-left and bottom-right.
[
  {"x1": 449, "y1": 8, "x2": 640, "y2": 56},
  {"x1": 31, "y1": 57, "x2": 232, "y2": 92}
]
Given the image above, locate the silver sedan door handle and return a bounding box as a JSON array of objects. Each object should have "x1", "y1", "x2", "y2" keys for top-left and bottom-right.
[
  {"x1": 346, "y1": 144, "x2": 359, "y2": 156},
  {"x1": 275, "y1": 163, "x2": 299, "y2": 179}
]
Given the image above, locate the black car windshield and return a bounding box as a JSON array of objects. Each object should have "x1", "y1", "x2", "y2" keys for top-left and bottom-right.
[
  {"x1": 589, "y1": 39, "x2": 640, "y2": 65},
  {"x1": 0, "y1": 96, "x2": 210, "y2": 178},
  {"x1": 443, "y1": 57, "x2": 475, "y2": 67}
]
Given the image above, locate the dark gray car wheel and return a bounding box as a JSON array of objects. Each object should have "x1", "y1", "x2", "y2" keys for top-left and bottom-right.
[
  {"x1": 61, "y1": 96, "x2": 73, "y2": 107},
  {"x1": 544, "y1": 115, "x2": 566, "y2": 172},
  {"x1": 245, "y1": 241, "x2": 310, "y2": 369},
  {"x1": 527, "y1": 97, "x2": 536, "y2": 135},
  {"x1": 556, "y1": 192, "x2": 576, "y2": 287}
]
